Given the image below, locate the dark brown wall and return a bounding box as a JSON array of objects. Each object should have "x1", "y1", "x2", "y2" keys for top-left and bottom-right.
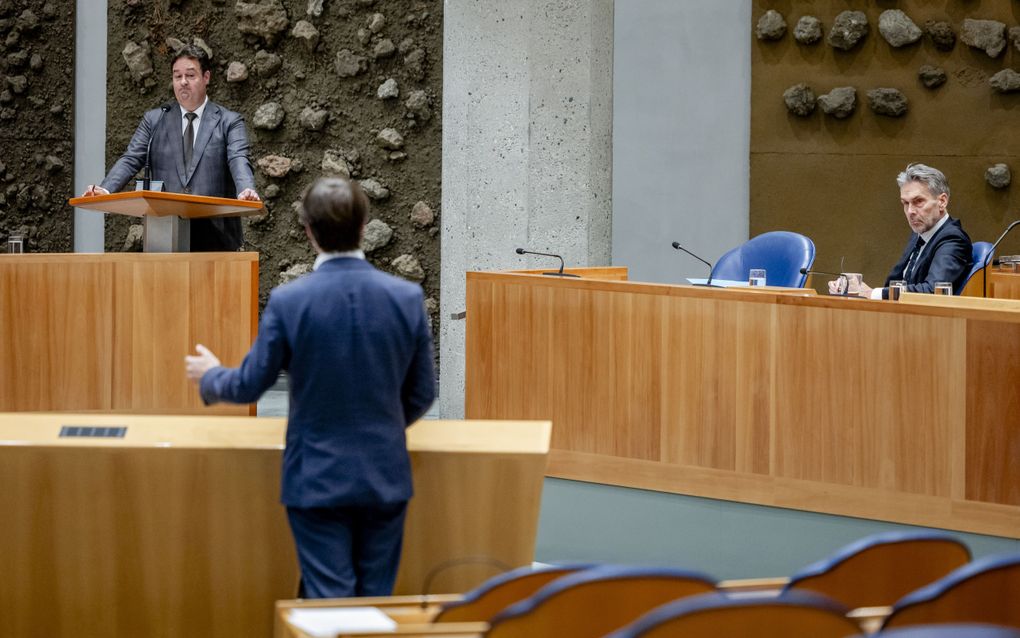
[
  {"x1": 0, "y1": 1, "x2": 74, "y2": 253},
  {"x1": 752, "y1": 1, "x2": 1020, "y2": 289},
  {"x1": 104, "y1": 0, "x2": 442, "y2": 325}
]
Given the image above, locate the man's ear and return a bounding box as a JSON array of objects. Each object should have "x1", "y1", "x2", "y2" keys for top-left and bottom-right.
[
  {"x1": 938, "y1": 192, "x2": 949, "y2": 211},
  {"x1": 304, "y1": 224, "x2": 321, "y2": 252}
]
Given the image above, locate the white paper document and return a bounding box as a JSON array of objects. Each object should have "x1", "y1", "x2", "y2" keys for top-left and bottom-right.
[
  {"x1": 685, "y1": 278, "x2": 750, "y2": 287},
  {"x1": 288, "y1": 607, "x2": 398, "y2": 637}
]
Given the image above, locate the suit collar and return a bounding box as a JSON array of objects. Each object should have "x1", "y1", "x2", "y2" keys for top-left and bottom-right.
[{"x1": 315, "y1": 257, "x2": 375, "y2": 272}]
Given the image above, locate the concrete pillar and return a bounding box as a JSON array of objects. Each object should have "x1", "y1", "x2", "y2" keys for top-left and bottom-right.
[
  {"x1": 73, "y1": 0, "x2": 107, "y2": 252},
  {"x1": 440, "y1": 0, "x2": 614, "y2": 417}
]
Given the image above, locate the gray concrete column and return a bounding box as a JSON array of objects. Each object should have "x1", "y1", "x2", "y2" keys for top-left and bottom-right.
[
  {"x1": 440, "y1": 0, "x2": 614, "y2": 417},
  {"x1": 73, "y1": 0, "x2": 107, "y2": 252}
]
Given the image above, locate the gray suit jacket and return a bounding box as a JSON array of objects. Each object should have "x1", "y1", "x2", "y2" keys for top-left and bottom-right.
[{"x1": 101, "y1": 100, "x2": 257, "y2": 251}]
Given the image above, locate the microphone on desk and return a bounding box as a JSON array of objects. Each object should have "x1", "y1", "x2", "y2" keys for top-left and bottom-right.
[
  {"x1": 800, "y1": 267, "x2": 853, "y2": 296},
  {"x1": 515, "y1": 247, "x2": 581, "y2": 277},
  {"x1": 982, "y1": 219, "x2": 1020, "y2": 298},
  {"x1": 671, "y1": 241, "x2": 718, "y2": 287},
  {"x1": 142, "y1": 102, "x2": 174, "y2": 191}
]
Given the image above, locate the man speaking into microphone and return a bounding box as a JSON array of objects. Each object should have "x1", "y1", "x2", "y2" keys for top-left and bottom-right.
[{"x1": 81, "y1": 44, "x2": 259, "y2": 251}]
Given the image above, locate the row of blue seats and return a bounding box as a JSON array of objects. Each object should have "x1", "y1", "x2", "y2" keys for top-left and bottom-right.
[{"x1": 432, "y1": 530, "x2": 1020, "y2": 637}]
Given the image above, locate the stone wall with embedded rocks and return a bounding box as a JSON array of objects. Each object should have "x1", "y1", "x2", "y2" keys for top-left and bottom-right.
[
  {"x1": 0, "y1": 1, "x2": 74, "y2": 253},
  {"x1": 104, "y1": 0, "x2": 441, "y2": 331},
  {"x1": 752, "y1": 1, "x2": 1020, "y2": 290}
]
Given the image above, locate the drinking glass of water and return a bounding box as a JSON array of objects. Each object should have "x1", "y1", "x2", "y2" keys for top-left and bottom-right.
[{"x1": 748, "y1": 268, "x2": 767, "y2": 287}]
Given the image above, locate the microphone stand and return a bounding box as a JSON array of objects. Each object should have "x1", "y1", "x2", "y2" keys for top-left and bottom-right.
[
  {"x1": 671, "y1": 242, "x2": 718, "y2": 287},
  {"x1": 983, "y1": 220, "x2": 1020, "y2": 298},
  {"x1": 515, "y1": 248, "x2": 581, "y2": 278}
]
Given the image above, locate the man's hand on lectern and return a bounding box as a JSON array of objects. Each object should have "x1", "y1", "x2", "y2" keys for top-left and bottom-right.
[
  {"x1": 185, "y1": 344, "x2": 222, "y2": 382},
  {"x1": 237, "y1": 188, "x2": 260, "y2": 202},
  {"x1": 82, "y1": 185, "x2": 110, "y2": 197}
]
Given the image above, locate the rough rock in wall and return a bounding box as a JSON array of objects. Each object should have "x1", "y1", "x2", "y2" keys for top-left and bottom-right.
[
  {"x1": 0, "y1": 1, "x2": 74, "y2": 252},
  {"x1": 104, "y1": 0, "x2": 443, "y2": 334}
]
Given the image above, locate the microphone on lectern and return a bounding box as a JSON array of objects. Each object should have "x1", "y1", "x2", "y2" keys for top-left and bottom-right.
[
  {"x1": 142, "y1": 101, "x2": 174, "y2": 191},
  {"x1": 515, "y1": 248, "x2": 581, "y2": 278},
  {"x1": 671, "y1": 241, "x2": 718, "y2": 287}
]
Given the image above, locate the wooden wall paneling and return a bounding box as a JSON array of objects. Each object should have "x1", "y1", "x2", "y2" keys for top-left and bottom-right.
[
  {"x1": 965, "y1": 320, "x2": 1020, "y2": 506},
  {"x1": 988, "y1": 270, "x2": 1020, "y2": 300},
  {"x1": 0, "y1": 258, "x2": 114, "y2": 410}
]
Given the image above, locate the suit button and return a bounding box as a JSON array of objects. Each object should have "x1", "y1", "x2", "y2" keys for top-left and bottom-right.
[{"x1": 183, "y1": 187, "x2": 191, "y2": 194}]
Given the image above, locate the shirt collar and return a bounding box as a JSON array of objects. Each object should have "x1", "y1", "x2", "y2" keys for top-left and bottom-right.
[
  {"x1": 919, "y1": 213, "x2": 950, "y2": 245},
  {"x1": 183, "y1": 96, "x2": 209, "y2": 120},
  {"x1": 313, "y1": 249, "x2": 366, "y2": 270}
]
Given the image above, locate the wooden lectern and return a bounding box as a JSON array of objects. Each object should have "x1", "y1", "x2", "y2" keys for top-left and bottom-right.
[
  {"x1": 69, "y1": 191, "x2": 264, "y2": 252},
  {"x1": 0, "y1": 413, "x2": 551, "y2": 638}
]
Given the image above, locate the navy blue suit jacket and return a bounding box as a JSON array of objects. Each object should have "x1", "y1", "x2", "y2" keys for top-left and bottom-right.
[
  {"x1": 884, "y1": 216, "x2": 972, "y2": 295},
  {"x1": 199, "y1": 258, "x2": 436, "y2": 508},
  {"x1": 101, "y1": 100, "x2": 257, "y2": 251}
]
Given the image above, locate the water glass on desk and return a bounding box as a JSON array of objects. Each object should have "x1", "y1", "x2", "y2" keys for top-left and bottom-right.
[
  {"x1": 7, "y1": 234, "x2": 24, "y2": 253},
  {"x1": 934, "y1": 282, "x2": 953, "y2": 295},
  {"x1": 748, "y1": 268, "x2": 767, "y2": 287},
  {"x1": 888, "y1": 280, "x2": 906, "y2": 301},
  {"x1": 843, "y1": 273, "x2": 863, "y2": 296}
]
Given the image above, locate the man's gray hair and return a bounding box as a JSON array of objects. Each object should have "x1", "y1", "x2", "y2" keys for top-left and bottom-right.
[{"x1": 896, "y1": 163, "x2": 950, "y2": 198}]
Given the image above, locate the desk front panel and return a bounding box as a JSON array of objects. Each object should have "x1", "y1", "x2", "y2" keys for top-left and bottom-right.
[{"x1": 466, "y1": 271, "x2": 1020, "y2": 538}]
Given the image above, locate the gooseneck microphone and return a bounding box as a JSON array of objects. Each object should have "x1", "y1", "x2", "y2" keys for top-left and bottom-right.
[
  {"x1": 143, "y1": 102, "x2": 174, "y2": 190},
  {"x1": 983, "y1": 220, "x2": 1020, "y2": 298},
  {"x1": 799, "y1": 267, "x2": 843, "y2": 279},
  {"x1": 671, "y1": 241, "x2": 717, "y2": 287},
  {"x1": 801, "y1": 267, "x2": 853, "y2": 295},
  {"x1": 515, "y1": 247, "x2": 581, "y2": 277}
]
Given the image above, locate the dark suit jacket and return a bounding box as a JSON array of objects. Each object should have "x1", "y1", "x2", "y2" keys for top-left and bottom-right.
[
  {"x1": 199, "y1": 258, "x2": 436, "y2": 508},
  {"x1": 884, "y1": 216, "x2": 972, "y2": 295},
  {"x1": 101, "y1": 100, "x2": 257, "y2": 251}
]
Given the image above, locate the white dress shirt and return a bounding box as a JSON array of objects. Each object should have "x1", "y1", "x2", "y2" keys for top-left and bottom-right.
[
  {"x1": 314, "y1": 249, "x2": 366, "y2": 270},
  {"x1": 180, "y1": 96, "x2": 209, "y2": 146}
]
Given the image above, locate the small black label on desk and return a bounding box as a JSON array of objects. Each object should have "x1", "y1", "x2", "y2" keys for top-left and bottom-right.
[{"x1": 59, "y1": 426, "x2": 127, "y2": 438}]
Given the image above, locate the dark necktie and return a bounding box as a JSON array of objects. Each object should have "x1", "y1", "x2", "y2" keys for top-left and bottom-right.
[
  {"x1": 906, "y1": 237, "x2": 926, "y2": 280},
  {"x1": 183, "y1": 112, "x2": 197, "y2": 167}
]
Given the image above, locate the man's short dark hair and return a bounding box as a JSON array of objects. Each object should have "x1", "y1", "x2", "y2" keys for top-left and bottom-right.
[
  {"x1": 171, "y1": 44, "x2": 211, "y2": 75},
  {"x1": 299, "y1": 177, "x2": 368, "y2": 252}
]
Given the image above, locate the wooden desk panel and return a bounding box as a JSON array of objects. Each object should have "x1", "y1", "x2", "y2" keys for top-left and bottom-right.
[
  {"x1": 466, "y1": 269, "x2": 1020, "y2": 538},
  {"x1": 0, "y1": 253, "x2": 257, "y2": 415},
  {"x1": 0, "y1": 414, "x2": 550, "y2": 638}
]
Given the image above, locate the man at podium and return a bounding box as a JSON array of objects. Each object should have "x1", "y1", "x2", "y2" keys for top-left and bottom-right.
[
  {"x1": 185, "y1": 177, "x2": 436, "y2": 598},
  {"x1": 81, "y1": 44, "x2": 259, "y2": 251}
]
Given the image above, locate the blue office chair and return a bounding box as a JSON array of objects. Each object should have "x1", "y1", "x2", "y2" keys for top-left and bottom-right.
[
  {"x1": 486, "y1": 564, "x2": 717, "y2": 638},
  {"x1": 783, "y1": 530, "x2": 971, "y2": 609},
  {"x1": 606, "y1": 590, "x2": 858, "y2": 638},
  {"x1": 882, "y1": 552, "x2": 1020, "y2": 631},
  {"x1": 964, "y1": 241, "x2": 994, "y2": 291},
  {"x1": 432, "y1": 563, "x2": 593, "y2": 623},
  {"x1": 710, "y1": 231, "x2": 816, "y2": 287}
]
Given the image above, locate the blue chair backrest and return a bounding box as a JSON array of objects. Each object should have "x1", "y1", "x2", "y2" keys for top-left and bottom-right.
[
  {"x1": 783, "y1": 530, "x2": 971, "y2": 608},
  {"x1": 965, "y1": 241, "x2": 994, "y2": 287},
  {"x1": 487, "y1": 564, "x2": 717, "y2": 638},
  {"x1": 710, "y1": 231, "x2": 816, "y2": 287},
  {"x1": 882, "y1": 552, "x2": 1020, "y2": 630},
  {"x1": 606, "y1": 589, "x2": 856, "y2": 638}
]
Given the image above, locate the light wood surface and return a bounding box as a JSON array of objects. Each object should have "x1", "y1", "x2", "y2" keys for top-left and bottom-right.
[
  {"x1": 69, "y1": 190, "x2": 264, "y2": 218},
  {"x1": 465, "y1": 268, "x2": 1020, "y2": 538},
  {"x1": 0, "y1": 414, "x2": 550, "y2": 638},
  {"x1": 0, "y1": 253, "x2": 258, "y2": 415}
]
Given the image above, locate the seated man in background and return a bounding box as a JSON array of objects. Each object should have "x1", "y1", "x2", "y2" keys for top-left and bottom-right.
[
  {"x1": 185, "y1": 177, "x2": 436, "y2": 598},
  {"x1": 830, "y1": 163, "x2": 972, "y2": 298}
]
